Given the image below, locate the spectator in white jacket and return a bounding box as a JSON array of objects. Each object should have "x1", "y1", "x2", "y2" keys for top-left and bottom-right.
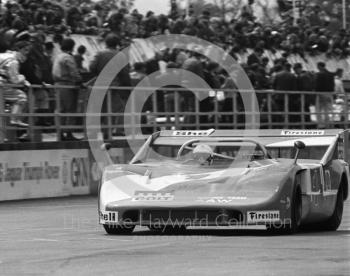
[{"x1": 0, "y1": 41, "x2": 31, "y2": 127}]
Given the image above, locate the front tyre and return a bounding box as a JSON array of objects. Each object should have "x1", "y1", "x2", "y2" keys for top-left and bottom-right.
[
  {"x1": 103, "y1": 224, "x2": 135, "y2": 235},
  {"x1": 319, "y1": 184, "x2": 344, "y2": 231},
  {"x1": 267, "y1": 185, "x2": 302, "y2": 235}
]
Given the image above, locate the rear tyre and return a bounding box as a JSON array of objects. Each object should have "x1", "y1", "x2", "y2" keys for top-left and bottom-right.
[
  {"x1": 103, "y1": 224, "x2": 135, "y2": 235},
  {"x1": 267, "y1": 185, "x2": 302, "y2": 235},
  {"x1": 318, "y1": 184, "x2": 344, "y2": 231}
]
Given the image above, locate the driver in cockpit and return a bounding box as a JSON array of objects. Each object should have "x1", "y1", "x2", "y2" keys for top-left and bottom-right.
[{"x1": 192, "y1": 144, "x2": 214, "y2": 165}]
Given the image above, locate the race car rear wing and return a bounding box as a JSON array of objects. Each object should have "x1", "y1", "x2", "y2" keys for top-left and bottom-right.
[
  {"x1": 158, "y1": 129, "x2": 350, "y2": 164},
  {"x1": 160, "y1": 129, "x2": 345, "y2": 138}
]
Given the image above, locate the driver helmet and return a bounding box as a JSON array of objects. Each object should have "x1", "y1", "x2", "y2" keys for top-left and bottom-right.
[{"x1": 193, "y1": 144, "x2": 214, "y2": 164}]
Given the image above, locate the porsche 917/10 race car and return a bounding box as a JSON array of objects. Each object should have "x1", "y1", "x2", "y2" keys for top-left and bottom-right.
[{"x1": 98, "y1": 129, "x2": 349, "y2": 235}]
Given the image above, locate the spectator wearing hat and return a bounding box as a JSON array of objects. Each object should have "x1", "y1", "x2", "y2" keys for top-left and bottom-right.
[{"x1": 52, "y1": 38, "x2": 82, "y2": 141}]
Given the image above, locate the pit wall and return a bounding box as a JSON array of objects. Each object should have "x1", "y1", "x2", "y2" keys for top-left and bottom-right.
[{"x1": 0, "y1": 141, "x2": 135, "y2": 201}]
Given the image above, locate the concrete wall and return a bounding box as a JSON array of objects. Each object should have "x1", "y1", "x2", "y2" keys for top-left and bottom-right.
[{"x1": 0, "y1": 140, "x2": 134, "y2": 201}]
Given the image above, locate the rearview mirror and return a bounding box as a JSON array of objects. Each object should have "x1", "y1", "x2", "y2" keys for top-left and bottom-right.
[
  {"x1": 294, "y1": 141, "x2": 306, "y2": 150},
  {"x1": 294, "y1": 141, "x2": 305, "y2": 164}
]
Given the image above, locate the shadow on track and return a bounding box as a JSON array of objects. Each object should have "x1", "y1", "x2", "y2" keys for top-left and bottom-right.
[{"x1": 116, "y1": 228, "x2": 350, "y2": 237}]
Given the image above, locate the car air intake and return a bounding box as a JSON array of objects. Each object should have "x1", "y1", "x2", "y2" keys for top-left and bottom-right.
[{"x1": 141, "y1": 209, "x2": 243, "y2": 224}]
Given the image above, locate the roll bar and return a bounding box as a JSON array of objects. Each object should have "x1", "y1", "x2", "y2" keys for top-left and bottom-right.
[{"x1": 176, "y1": 138, "x2": 270, "y2": 160}]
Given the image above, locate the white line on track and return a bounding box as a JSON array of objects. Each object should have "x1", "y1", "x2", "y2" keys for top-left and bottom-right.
[
  {"x1": 32, "y1": 238, "x2": 60, "y2": 242},
  {"x1": 0, "y1": 227, "x2": 76, "y2": 233},
  {"x1": 87, "y1": 237, "x2": 133, "y2": 242},
  {"x1": 0, "y1": 239, "x2": 58, "y2": 243}
]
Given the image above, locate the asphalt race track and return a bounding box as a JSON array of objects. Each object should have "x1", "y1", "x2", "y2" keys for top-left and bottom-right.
[{"x1": 0, "y1": 196, "x2": 349, "y2": 276}]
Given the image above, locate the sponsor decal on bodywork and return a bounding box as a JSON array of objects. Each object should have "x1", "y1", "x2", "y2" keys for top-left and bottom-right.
[
  {"x1": 172, "y1": 129, "x2": 215, "y2": 137},
  {"x1": 100, "y1": 211, "x2": 118, "y2": 223},
  {"x1": 132, "y1": 191, "x2": 175, "y2": 201},
  {"x1": 281, "y1": 130, "x2": 325, "y2": 136},
  {"x1": 247, "y1": 210, "x2": 280, "y2": 223},
  {"x1": 197, "y1": 196, "x2": 247, "y2": 203}
]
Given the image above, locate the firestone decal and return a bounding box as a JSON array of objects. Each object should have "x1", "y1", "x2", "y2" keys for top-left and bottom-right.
[
  {"x1": 281, "y1": 130, "x2": 325, "y2": 136},
  {"x1": 247, "y1": 211, "x2": 280, "y2": 223}
]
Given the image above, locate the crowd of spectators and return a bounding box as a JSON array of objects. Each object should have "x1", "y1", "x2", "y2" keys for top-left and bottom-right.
[
  {"x1": 0, "y1": 0, "x2": 348, "y2": 140},
  {"x1": 1, "y1": 0, "x2": 350, "y2": 58}
]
